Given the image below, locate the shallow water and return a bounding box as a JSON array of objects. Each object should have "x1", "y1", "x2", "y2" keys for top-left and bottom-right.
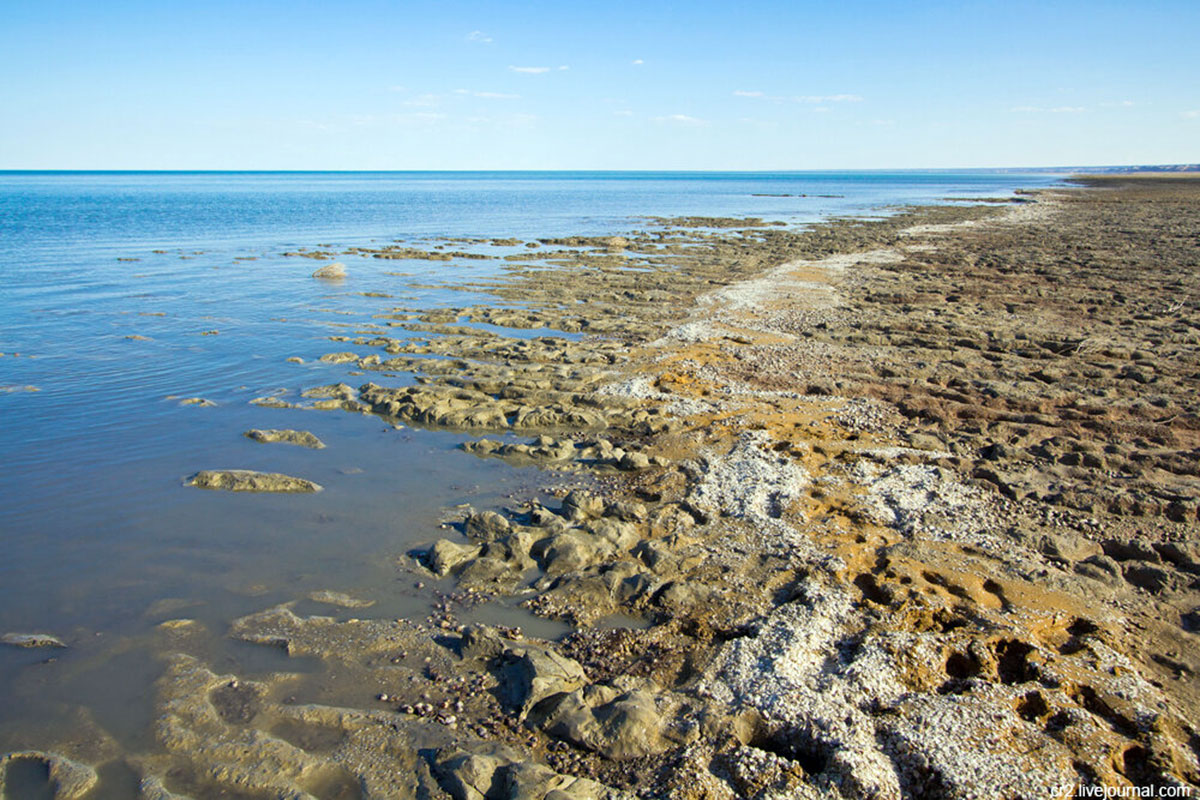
[{"x1": 0, "y1": 170, "x2": 1065, "y2": 766}]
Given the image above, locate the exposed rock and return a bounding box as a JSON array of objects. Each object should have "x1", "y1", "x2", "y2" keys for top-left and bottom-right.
[
  {"x1": 464, "y1": 510, "x2": 512, "y2": 539},
  {"x1": 535, "y1": 687, "x2": 672, "y2": 760},
  {"x1": 244, "y1": 429, "x2": 326, "y2": 449},
  {"x1": 312, "y1": 261, "x2": 347, "y2": 279},
  {"x1": 186, "y1": 469, "x2": 322, "y2": 493},
  {"x1": 1, "y1": 632, "x2": 67, "y2": 649},
  {"x1": 0, "y1": 751, "x2": 98, "y2": 800},
  {"x1": 496, "y1": 644, "x2": 589, "y2": 717},
  {"x1": 428, "y1": 539, "x2": 483, "y2": 576}
]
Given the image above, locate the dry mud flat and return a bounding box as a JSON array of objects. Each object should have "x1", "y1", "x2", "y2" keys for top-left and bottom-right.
[{"x1": 5, "y1": 180, "x2": 1200, "y2": 798}]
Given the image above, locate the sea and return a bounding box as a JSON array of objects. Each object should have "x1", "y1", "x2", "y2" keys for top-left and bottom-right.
[{"x1": 0, "y1": 170, "x2": 1066, "y2": 777}]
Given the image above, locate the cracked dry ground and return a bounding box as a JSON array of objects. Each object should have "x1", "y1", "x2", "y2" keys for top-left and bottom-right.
[{"x1": 6, "y1": 178, "x2": 1199, "y2": 799}]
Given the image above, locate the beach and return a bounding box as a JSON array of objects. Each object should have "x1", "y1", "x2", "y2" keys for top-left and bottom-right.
[{"x1": 2, "y1": 175, "x2": 1198, "y2": 798}]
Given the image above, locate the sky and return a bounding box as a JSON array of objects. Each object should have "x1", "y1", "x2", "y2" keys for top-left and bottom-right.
[{"x1": 1, "y1": 0, "x2": 1197, "y2": 170}]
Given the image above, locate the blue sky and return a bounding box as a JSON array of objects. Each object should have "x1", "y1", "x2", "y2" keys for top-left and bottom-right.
[{"x1": 1, "y1": 0, "x2": 1197, "y2": 169}]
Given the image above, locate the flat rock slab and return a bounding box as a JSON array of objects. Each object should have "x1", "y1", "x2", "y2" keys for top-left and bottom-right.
[
  {"x1": 307, "y1": 590, "x2": 374, "y2": 608},
  {"x1": 243, "y1": 428, "x2": 326, "y2": 448},
  {"x1": 187, "y1": 470, "x2": 322, "y2": 493},
  {"x1": 1, "y1": 632, "x2": 67, "y2": 649}
]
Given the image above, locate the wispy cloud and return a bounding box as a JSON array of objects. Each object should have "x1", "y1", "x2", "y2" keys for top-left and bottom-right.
[
  {"x1": 1183, "y1": 110, "x2": 1200, "y2": 119},
  {"x1": 466, "y1": 30, "x2": 492, "y2": 43},
  {"x1": 613, "y1": 109, "x2": 634, "y2": 117},
  {"x1": 733, "y1": 90, "x2": 765, "y2": 98},
  {"x1": 453, "y1": 89, "x2": 520, "y2": 99},
  {"x1": 632, "y1": 59, "x2": 644, "y2": 65},
  {"x1": 653, "y1": 114, "x2": 709, "y2": 127},
  {"x1": 1100, "y1": 100, "x2": 1136, "y2": 108}
]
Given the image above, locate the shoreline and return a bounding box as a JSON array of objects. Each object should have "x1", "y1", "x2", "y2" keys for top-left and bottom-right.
[{"x1": 4, "y1": 179, "x2": 1199, "y2": 798}]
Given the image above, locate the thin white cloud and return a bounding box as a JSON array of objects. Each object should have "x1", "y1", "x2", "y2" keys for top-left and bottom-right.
[
  {"x1": 1100, "y1": 100, "x2": 1135, "y2": 108},
  {"x1": 653, "y1": 114, "x2": 709, "y2": 127},
  {"x1": 632, "y1": 59, "x2": 644, "y2": 65},
  {"x1": 1049, "y1": 106, "x2": 1085, "y2": 113},
  {"x1": 1010, "y1": 105, "x2": 1041, "y2": 112},
  {"x1": 613, "y1": 109, "x2": 634, "y2": 117},
  {"x1": 734, "y1": 90, "x2": 765, "y2": 98},
  {"x1": 466, "y1": 30, "x2": 493, "y2": 43},
  {"x1": 1182, "y1": 110, "x2": 1200, "y2": 119},
  {"x1": 558, "y1": 65, "x2": 569, "y2": 71},
  {"x1": 510, "y1": 66, "x2": 551, "y2": 74}
]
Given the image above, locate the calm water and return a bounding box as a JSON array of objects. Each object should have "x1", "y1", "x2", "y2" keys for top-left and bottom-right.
[{"x1": 0, "y1": 171, "x2": 1065, "y2": 764}]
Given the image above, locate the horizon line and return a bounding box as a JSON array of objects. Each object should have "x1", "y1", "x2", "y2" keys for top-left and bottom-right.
[{"x1": 2, "y1": 164, "x2": 1196, "y2": 174}]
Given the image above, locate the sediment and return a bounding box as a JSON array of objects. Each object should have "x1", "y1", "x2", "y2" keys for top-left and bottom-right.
[{"x1": 5, "y1": 178, "x2": 1199, "y2": 798}]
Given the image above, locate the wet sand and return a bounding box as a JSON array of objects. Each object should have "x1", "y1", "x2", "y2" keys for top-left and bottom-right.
[{"x1": 3, "y1": 178, "x2": 1198, "y2": 798}]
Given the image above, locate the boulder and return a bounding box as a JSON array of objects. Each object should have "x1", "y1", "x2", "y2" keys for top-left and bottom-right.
[
  {"x1": 536, "y1": 688, "x2": 671, "y2": 761},
  {"x1": 497, "y1": 645, "x2": 588, "y2": 717},
  {"x1": 464, "y1": 511, "x2": 512, "y2": 540},
  {"x1": 312, "y1": 262, "x2": 346, "y2": 279},
  {"x1": 428, "y1": 539, "x2": 482, "y2": 576},
  {"x1": 562, "y1": 491, "x2": 605, "y2": 521}
]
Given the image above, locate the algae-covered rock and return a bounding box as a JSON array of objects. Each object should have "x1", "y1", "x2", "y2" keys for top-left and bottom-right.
[
  {"x1": 0, "y1": 751, "x2": 99, "y2": 800},
  {"x1": 244, "y1": 429, "x2": 326, "y2": 449},
  {"x1": 186, "y1": 470, "x2": 322, "y2": 493}
]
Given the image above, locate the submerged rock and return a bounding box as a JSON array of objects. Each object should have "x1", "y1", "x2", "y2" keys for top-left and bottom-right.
[
  {"x1": 307, "y1": 590, "x2": 374, "y2": 608},
  {"x1": 186, "y1": 470, "x2": 322, "y2": 493},
  {"x1": 243, "y1": 428, "x2": 326, "y2": 449}
]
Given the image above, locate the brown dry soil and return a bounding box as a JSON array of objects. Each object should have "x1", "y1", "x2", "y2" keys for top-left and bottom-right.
[{"x1": 4, "y1": 178, "x2": 1199, "y2": 799}]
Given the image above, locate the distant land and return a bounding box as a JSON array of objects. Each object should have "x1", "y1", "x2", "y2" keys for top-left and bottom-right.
[{"x1": 1007, "y1": 163, "x2": 1200, "y2": 174}]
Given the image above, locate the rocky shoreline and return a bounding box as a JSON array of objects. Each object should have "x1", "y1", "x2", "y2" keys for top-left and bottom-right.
[{"x1": 4, "y1": 178, "x2": 1199, "y2": 798}]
